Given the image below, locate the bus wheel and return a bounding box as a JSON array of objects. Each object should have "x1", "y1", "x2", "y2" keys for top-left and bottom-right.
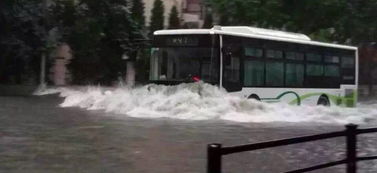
[
  {"x1": 317, "y1": 95, "x2": 330, "y2": 106},
  {"x1": 248, "y1": 94, "x2": 261, "y2": 101}
]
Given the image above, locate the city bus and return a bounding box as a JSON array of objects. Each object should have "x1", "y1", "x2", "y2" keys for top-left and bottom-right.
[{"x1": 149, "y1": 26, "x2": 358, "y2": 107}]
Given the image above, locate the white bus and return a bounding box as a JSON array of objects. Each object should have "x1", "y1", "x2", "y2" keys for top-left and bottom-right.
[{"x1": 149, "y1": 26, "x2": 358, "y2": 107}]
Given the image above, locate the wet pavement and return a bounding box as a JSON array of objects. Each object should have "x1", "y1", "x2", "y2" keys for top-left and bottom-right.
[{"x1": 1, "y1": 95, "x2": 377, "y2": 173}]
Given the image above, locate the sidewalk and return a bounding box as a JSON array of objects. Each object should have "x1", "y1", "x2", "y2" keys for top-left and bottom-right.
[{"x1": 0, "y1": 84, "x2": 38, "y2": 96}]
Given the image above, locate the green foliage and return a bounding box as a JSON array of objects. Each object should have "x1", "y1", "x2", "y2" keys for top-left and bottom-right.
[
  {"x1": 210, "y1": 0, "x2": 286, "y2": 27},
  {"x1": 333, "y1": 0, "x2": 377, "y2": 44},
  {"x1": 202, "y1": 12, "x2": 213, "y2": 29},
  {"x1": 149, "y1": 0, "x2": 164, "y2": 35},
  {"x1": 131, "y1": 0, "x2": 146, "y2": 28},
  {"x1": 0, "y1": 0, "x2": 146, "y2": 85},
  {"x1": 208, "y1": 0, "x2": 377, "y2": 45},
  {"x1": 52, "y1": 0, "x2": 76, "y2": 39},
  {"x1": 0, "y1": 0, "x2": 53, "y2": 84},
  {"x1": 64, "y1": 0, "x2": 144, "y2": 85},
  {"x1": 3, "y1": 0, "x2": 377, "y2": 86},
  {"x1": 168, "y1": 6, "x2": 180, "y2": 29}
]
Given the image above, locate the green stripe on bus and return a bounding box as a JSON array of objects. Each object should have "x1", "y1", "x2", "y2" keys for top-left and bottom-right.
[
  {"x1": 288, "y1": 91, "x2": 357, "y2": 107},
  {"x1": 260, "y1": 90, "x2": 357, "y2": 107},
  {"x1": 261, "y1": 91, "x2": 301, "y2": 105}
]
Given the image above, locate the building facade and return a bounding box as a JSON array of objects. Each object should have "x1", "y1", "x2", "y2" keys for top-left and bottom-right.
[{"x1": 143, "y1": 0, "x2": 206, "y2": 28}]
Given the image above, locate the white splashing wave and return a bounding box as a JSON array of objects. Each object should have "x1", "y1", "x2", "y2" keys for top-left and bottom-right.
[{"x1": 35, "y1": 83, "x2": 377, "y2": 124}]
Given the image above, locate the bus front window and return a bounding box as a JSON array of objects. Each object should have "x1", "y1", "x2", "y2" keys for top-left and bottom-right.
[{"x1": 150, "y1": 35, "x2": 219, "y2": 84}]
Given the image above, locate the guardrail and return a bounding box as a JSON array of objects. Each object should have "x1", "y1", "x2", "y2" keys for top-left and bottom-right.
[{"x1": 207, "y1": 124, "x2": 377, "y2": 173}]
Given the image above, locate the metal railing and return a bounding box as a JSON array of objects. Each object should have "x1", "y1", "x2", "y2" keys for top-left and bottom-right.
[{"x1": 207, "y1": 124, "x2": 377, "y2": 173}]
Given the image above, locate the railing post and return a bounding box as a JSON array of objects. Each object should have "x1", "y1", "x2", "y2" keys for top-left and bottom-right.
[
  {"x1": 346, "y1": 124, "x2": 358, "y2": 173},
  {"x1": 207, "y1": 143, "x2": 222, "y2": 173}
]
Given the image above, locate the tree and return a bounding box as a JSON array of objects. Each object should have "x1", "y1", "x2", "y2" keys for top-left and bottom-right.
[
  {"x1": 131, "y1": 0, "x2": 145, "y2": 28},
  {"x1": 202, "y1": 12, "x2": 213, "y2": 29},
  {"x1": 0, "y1": 0, "x2": 56, "y2": 85},
  {"x1": 53, "y1": 0, "x2": 76, "y2": 40},
  {"x1": 168, "y1": 6, "x2": 180, "y2": 29},
  {"x1": 332, "y1": 0, "x2": 377, "y2": 44},
  {"x1": 67, "y1": 0, "x2": 144, "y2": 84},
  {"x1": 149, "y1": 0, "x2": 164, "y2": 36},
  {"x1": 207, "y1": 0, "x2": 377, "y2": 45},
  {"x1": 359, "y1": 43, "x2": 377, "y2": 96},
  {"x1": 208, "y1": 0, "x2": 286, "y2": 27}
]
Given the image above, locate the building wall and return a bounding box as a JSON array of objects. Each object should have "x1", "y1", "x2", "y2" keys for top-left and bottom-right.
[
  {"x1": 143, "y1": 0, "x2": 184, "y2": 28},
  {"x1": 143, "y1": 0, "x2": 205, "y2": 28},
  {"x1": 49, "y1": 43, "x2": 72, "y2": 86}
]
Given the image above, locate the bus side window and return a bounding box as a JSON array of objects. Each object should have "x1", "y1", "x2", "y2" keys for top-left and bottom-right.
[
  {"x1": 244, "y1": 60, "x2": 264, "y2": 86},
  {"x1": 324, "y1": 65, "x2": 340, "y2": 77},
  {"x1": 245, "y1": 47, "x2": 263, "y2": 58},
  {"x1": 266, "y1": 61, "x2": 284, "y2": 86},
  {"x1": 284, "y1": 44, "x2": 305, "y2": 87},
  {"x1": 304, "y1": 49, "x2": 324, "y2": 87},
  {"x1": 264, "y1": 41, "x2": 285, "y2": 87},
  {"x1": 285, "y1": 63, "x2": 304, "y2": 87},
  {"x1": 342, "y1": 56, "x2": 355, "y2": 68},
  {"x1": 244, "y1": 47, "x2": 264, "y2": 87},
  {"x1": 306, "y1": 64, "x2": 323, "y2": 76}
]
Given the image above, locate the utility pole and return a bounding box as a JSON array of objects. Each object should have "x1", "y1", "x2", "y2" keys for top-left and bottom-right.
[
  {"x1": 40, "y1": 52, "x2": 46, "y2": 88},
  {"x1": 39, "y1": 0, "x2": 48, "y2": 89}
]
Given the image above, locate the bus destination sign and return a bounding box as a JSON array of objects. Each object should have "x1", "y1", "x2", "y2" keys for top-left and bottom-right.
[{"x1": 165, "y1": 36, "x2": 199, "y2": 46}]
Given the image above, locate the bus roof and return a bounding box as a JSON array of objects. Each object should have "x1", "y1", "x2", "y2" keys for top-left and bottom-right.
[{"x1": 154, "y1": 26, "x2": 357, "y2": 50}]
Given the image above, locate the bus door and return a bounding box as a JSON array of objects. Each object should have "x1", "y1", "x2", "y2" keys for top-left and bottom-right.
[{"x1": 222, "y1": 36, "x2": 242, "y2": 92}]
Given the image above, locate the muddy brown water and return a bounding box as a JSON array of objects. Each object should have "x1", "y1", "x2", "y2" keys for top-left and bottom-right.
[{"x1": 1, "y1": 95, "x2": 377, "y2": 173}]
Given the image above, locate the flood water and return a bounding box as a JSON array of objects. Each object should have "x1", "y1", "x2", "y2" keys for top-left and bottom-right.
[{"x1": 2, "y1": 84, "x2": 377, "y2": 173}]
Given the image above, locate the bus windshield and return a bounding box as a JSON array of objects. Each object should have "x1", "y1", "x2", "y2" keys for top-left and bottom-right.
[{"x1": 149, "y1": 35, "x2": 219, "y2": 84}]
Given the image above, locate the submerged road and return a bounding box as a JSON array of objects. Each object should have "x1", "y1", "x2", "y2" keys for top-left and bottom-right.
[{"x1": 1, "y1": 95, "x2": 377, "y2": 173}]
